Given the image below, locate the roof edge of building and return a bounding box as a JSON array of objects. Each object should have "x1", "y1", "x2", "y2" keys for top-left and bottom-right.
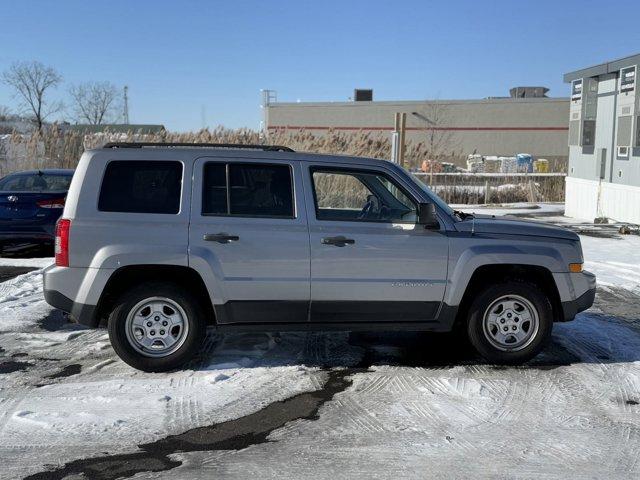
[
  {"x1": 564, "y1": 52, "x2": 640, "y2": 83},
  {"x1": 268, "y1": 98, "x2": 569, "y2": 107}
]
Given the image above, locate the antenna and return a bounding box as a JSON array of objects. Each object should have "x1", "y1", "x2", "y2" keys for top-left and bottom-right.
[{"x1": 123, "y1": 86, "x2": 130, "y2": 124}]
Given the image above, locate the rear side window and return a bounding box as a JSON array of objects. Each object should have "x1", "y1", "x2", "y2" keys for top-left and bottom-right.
[
  {"x1": 99, "y1": 161, "x2": 183, "y2": 214},
  {"x1": 202, "y1": 163, "x2": 294, "y2": 218}
]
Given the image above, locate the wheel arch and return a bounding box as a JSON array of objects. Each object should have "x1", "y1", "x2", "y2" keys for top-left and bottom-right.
[
  {"x1": 451, "y1": 264, "x2": 563, "y2": 330},
  {"x1": 95, "y1": 264, "x2": 216, "y2": 327}
]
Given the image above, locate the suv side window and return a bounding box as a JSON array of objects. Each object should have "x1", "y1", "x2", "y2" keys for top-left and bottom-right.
[
  {"x1": 98, "y1": 161, "x2": 183, "y2": 214},
  {"x1": 311, "y1": 168, "x2": 417, "y2": 223},
  {"x1": 202, "y1": 163, "x2": 294, "y2": 218}
]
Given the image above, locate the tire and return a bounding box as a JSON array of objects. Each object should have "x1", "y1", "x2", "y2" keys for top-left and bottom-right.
[
  {"x1": 466, "y1": 282, "x2": 553, "y2": 364},
  {"x1": 107, "y1": 282, "x2": 207, "y2": 372}
]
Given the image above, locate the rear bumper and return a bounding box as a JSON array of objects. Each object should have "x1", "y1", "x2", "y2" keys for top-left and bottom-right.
[
  {"x1": 561, "y1": 270, "x2": 596, "y2": 321},
  {"x1": 43, "y1": 288, "x2": 98, "y2": 327},
  {"x1": 42, "y1": 264, "x2": 109, "y2": 328}
]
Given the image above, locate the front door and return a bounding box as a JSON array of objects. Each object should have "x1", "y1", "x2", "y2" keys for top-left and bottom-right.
[
  {"x1": 189, "y1": 157, "x2": 310, "y2": 324},
  {"x1": 304, "y1": 163, "x2": 449, "y2": 323}
]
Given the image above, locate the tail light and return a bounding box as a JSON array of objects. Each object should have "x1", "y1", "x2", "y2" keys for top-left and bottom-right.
[
  {"x1": 55, "y1": 219, "x2": 71, "y2": 267},
  {"x1": 37, "y1": 198, "x2": 66, "y2": 209}
]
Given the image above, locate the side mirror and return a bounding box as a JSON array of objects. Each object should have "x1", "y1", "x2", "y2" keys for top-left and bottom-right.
[{"x1": 418, "y1": 202, "x2": 439, "y2": 229}]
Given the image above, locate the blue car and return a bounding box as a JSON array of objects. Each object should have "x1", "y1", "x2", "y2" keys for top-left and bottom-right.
[{"x1": 0, "y1": 169, "x2": 74, "y2": 253}]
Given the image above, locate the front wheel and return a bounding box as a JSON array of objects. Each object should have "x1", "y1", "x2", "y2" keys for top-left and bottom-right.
[
  {"x1": 107, "y1": 282, "x2": 206, "y2": 372},
  {"x1": 467, "y1": 282, "x2": 553, "y2": 364}
]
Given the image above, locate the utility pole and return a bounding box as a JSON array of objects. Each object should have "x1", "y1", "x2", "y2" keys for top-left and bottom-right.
[
  {"x1": 399, "y1": 112, "x2": 407, "y2": 168},
  {"x1": 123, "y1": 86, "x2": 130, "y2": 124},
  {"x1": 391, "y1": 112, "x2": 407, "y2": 167},
  {"x1": 391, "y1": 113, "x2": 400, "y2": 164}
]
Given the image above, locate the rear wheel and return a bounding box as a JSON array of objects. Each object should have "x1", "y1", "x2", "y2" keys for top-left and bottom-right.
[
  {"x1": 108, "y1": 282, "x2": 206, "y2": 372},
  {"x1": 467, "y1": 282, "x2": 552, "y2": 364}
]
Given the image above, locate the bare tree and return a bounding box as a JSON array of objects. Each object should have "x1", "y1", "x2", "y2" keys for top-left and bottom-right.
[
  {"x1": 69, "y1": 81, "x2": 120, "y2": 125},
  {"x1": 0, "y1": 105, "x2": 11, "y2": 121},
  {"x1": 412, "y1": 101, "x2": 460, "y2": 165},
  {"x1": 2, "y1": 61, "x2": 63, "y2": 131}
]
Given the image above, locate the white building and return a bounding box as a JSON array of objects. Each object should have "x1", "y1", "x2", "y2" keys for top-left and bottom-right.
[{"x1": 564, "y1": 53, "x2": 640, "y2": 224}]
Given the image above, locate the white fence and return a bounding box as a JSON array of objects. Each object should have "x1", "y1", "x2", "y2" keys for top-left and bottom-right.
[{"x1": 565, "y1": 176, "x2": 640, "y2": 224}]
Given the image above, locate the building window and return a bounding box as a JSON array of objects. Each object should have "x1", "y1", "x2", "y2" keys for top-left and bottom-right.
[
  {"x1": 581, "y1": 120, "x2": 596, "y2": 147},
  {"x1": 620, "y1": 66, "x2": 636, "y2": 93},
  {"x1": 571, "y1": 79, "x2": 583, "y2": 100},
  {"x1": 617, "y1": 146, "x2": 629, "y2": 158}
]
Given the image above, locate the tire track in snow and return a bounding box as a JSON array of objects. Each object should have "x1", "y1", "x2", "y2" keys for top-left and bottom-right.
[{"x1": 23, "y1": 368, "x2": 361, "y2": 480}]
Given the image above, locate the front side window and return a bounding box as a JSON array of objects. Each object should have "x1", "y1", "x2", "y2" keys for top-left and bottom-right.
[
  {"x1": 98, "y1": 161, "x2": 183, "y2": 214},
  {"x1": 311, "y1": 168, "x2": 417, "y2": 223},
  {"x1": 202, "y1": 163, "x2": 294, "y2": 218}
]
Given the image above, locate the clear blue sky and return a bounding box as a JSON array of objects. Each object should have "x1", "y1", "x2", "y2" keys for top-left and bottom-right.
[{"x1": 1, "y1": 0, "x2": 639, "y2": 132}]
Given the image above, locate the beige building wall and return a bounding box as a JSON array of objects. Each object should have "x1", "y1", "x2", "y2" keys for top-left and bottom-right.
[{"x1": 266, "y1": 98, "x2": 569, "y2": 162}]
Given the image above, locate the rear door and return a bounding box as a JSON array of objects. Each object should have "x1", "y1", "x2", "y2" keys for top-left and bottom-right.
[
  {"x1": 304, "y1": 162, "x2": 449, "y2": 323},
  {"x1": 189, "y1": 157, "x2": 310, "y2": 324}
]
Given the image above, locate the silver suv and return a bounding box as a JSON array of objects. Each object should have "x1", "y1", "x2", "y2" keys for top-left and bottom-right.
[{"x1": 43, "y1": 143, "x2": 596, "y2": 371}]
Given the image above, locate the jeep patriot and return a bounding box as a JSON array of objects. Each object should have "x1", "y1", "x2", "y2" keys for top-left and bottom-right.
[{"x1": 43, "y1": 143, "x2": 596, "y2": 371}]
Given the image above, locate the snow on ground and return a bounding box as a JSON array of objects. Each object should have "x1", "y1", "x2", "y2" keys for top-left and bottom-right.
[
  {"x1": 0, "y1": 257, "x2": 53, "y2": 268},
  {"x1": 0, "y1": 262, "x2": 342, "y2": 479},
  {"x1": 0, "y1": 207, "x2": 639, "y2": 479},
  {"x1": 169, "y1": 312, "x2": 640, "y2": 480},
  {"x1": 451, "y1": 201, "x2": 566, "y2": 217},
  {"x1": 581, "y1": 234, "x2": 640, "y2": 293},
  {"x1": 0, "y1": 268, "x2": 53, "y2": 333}
]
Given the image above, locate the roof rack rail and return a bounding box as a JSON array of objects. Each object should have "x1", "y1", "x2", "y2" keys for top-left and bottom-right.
[{"x1": 101, "y1": 142, "x2": 294, "y2": 152}]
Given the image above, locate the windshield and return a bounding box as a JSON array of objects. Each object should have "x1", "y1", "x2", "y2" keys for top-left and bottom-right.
[
  {"x1": 407, "y1": 171, "x2": 456, "y2": 218},
  {"x1": 0, "y1": 173, "x2": 72, "y2": 192}
]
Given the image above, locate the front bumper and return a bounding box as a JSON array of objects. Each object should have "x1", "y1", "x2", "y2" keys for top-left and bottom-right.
[{"x1": 561, "y1": 270, "x2": 596, "y2": 321}]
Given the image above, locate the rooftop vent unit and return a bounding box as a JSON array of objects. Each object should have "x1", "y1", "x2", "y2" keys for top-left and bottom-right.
[
  {"x1": 354, "y1": 89, "x2": 373, "y2": 101},
  {"x1": 509, "y1": 86, "x2": 549, "y2": 98}
]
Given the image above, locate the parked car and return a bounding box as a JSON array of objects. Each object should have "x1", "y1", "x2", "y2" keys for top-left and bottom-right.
[
  {"x1": 43, "y1": 143, "x2": 595, "y2": 371},
  {"x1": 0, "y1": 169, "x2": 74, "y2": 254}
]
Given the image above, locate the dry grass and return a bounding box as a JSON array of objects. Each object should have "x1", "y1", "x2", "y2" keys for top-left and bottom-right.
[
  {"x1": 0, "y1": 126, "x2": 565, "y2": 203},
  {"x1": 0, "y1": 126, "x2": 436, "y2": 175}
]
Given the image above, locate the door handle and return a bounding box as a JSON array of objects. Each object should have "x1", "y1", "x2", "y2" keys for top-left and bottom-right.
[
  {"x1": 321, "y1": 236, "x2": 355, "y2": 247},
  {"x1": 204, "y1": 233, "x2": 239, "y2": 243}
]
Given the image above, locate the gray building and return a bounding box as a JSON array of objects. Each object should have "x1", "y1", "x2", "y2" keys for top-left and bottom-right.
[
  {"x1": 564, "y1": 53, "x2": 640, "y2": 223},
  {"x1": 265, "y1": 90, "x2": 570, "y2": 164}
]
